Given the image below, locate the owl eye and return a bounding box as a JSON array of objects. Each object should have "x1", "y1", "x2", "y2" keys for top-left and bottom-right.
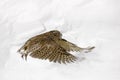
[{"x1": 24, "y1": 46, "x2": 27, "y2": 50}]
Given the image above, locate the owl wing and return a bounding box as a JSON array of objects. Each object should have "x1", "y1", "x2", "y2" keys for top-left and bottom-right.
[
  {"x1": 55, "y1": 39, "x2": 88, "y2": 52},
  {"x1": 29, "y1": 38, "x2": 77, "y2": 64}
]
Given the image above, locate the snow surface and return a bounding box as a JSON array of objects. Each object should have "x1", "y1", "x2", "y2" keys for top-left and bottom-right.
[{"x1": 0, "y1": 0, "x2": 120, "y2": 80}]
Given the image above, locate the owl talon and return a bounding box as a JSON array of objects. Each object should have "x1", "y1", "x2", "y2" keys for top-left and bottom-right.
[
  {"x1": 21, "y1": 54, "x2": 28, "y2": 61},
  {"x1": 25, "y1": 54, "x2": 28, "y2": 61},
  {"x1": 21, "y1": 54, "x2": 24, "y2": 59}
]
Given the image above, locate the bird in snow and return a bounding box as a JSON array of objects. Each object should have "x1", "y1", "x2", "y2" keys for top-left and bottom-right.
[{"x1": 18, "y1": 30, "x2": 95, "y2": 64}]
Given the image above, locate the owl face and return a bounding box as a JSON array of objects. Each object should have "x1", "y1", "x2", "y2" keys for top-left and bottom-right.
[{"x1": 49, "y1": 30, "x2": 62, "y2": 39}]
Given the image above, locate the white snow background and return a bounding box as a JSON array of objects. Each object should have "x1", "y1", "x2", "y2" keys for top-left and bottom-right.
[{"x1": 0, "y1": 0, "x2": 120, "y2": 80}]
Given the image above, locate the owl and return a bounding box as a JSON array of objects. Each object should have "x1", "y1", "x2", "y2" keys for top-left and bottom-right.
[{"x1": 18, "y1": 30, "x2": 95, "y2": 64}]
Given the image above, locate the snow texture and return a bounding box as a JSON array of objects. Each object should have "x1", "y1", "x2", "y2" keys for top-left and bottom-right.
[{"x1": 0, "y1": 0, "x2": 120, "y2": 80}]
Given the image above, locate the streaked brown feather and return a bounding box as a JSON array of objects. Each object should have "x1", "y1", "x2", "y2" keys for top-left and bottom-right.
[
  {"x1": 18, "y1": 30, "x2": 94, "y2": 64},
  {"x1": 55, "y1": 39, "x2": 83, "y2": 52},
  {"x1": 29, "y1": 37, "x2": 77, "y2": 64},
  {"x1": 55, "y1": 39, "x2": 95, "y2": 52}
]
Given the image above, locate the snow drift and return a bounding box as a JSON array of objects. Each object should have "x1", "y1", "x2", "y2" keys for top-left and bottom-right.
[{"x1": 0, "y1": 0, "x2": 120, "y2": 80}]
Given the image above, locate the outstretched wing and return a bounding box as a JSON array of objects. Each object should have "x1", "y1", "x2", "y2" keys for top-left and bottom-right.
[
  {"x1": 56, "y1": 39, "x2": 95, "y2": 52},
  {"x1": 29, "y1": 38, "x2": 77, "y2": 64},
  {"x1": 55, "y1": 39, "x2": 84, "y2": 52}
]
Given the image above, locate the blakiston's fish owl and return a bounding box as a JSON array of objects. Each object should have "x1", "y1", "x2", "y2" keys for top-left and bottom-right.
[{"x1": 18, "y1": 30, "x2": 95, "y2": 64}]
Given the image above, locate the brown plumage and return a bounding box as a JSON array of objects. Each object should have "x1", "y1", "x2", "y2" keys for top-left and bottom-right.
[{"x1": 18, "y1": 30, "x2": 95, "y2": 64}]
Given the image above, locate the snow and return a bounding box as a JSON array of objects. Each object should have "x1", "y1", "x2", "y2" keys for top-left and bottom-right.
[{"x1": 0, "y1": 0, "x2": 120, "y2": 80}]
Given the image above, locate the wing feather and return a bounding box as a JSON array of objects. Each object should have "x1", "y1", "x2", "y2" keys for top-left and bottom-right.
[
  {"x1": 29, "y1": 37, "x2": 77, "y2": 64},
  {"x1": 55, "y1": 39, "x2": 85, "y2": 52}
]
